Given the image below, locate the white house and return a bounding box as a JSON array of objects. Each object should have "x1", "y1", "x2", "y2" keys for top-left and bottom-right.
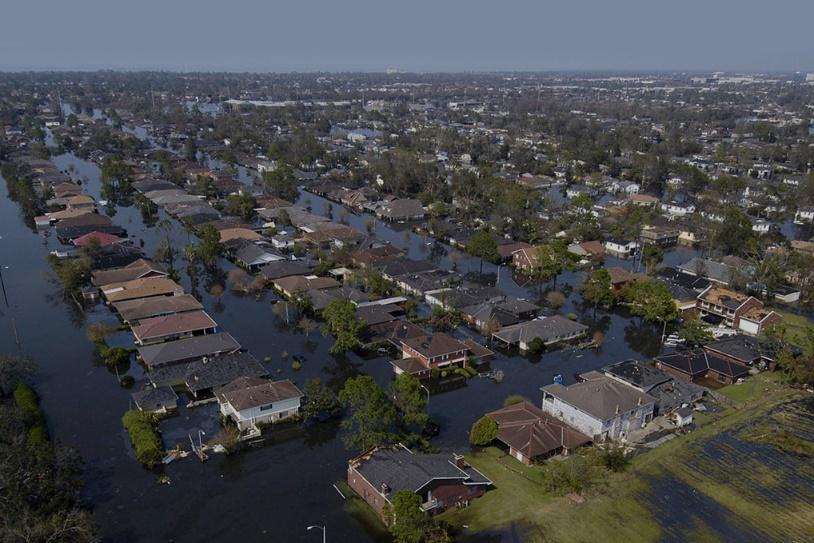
[
  {"x1": 541, "y1": 374, "x2": 655, "y2": 442},
  {"x1": 217, "y1": 377, "x2": 303, "y2": 433},
  {"x1": 603, "y1": 238, "x2": 640, "y2": 258},
  {"x1": 661, "y1": 201, "x2": 696, "y2": 217},
  {"x1": 794, "y1": 208, "x2": 814, "y2": 225}
]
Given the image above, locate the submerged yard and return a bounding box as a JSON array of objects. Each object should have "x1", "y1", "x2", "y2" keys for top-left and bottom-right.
[{"x1": 444, "y1": 374, "x2": 814, "y2": 543}]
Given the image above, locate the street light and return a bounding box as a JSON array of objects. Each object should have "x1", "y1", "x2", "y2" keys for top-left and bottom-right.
[
  {"x1": 420, "y1": 384, "x2": 431, "y2": 405},
  {"x1": 307, "y1": 525, "x2": 326, "y2": 543},
  {"x1": 198, "y1": 429, "x2": 206, "y2": 451}
]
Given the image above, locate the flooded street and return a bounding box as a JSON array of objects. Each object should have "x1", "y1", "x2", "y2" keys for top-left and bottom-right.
[{"x1": 3, "y1": 145, "x2": 691, "y2": 542}]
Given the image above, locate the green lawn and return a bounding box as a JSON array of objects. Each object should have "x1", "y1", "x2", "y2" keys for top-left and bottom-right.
[
  {"x1": 715, "y1": 372, "x2": 781, "y2": 405},
  {"x1": 443, "y1": 380, "x2": 810, "y2": 543},
  {"x1": 777, "y1": 311, "x2": 814, "y2": 350}
]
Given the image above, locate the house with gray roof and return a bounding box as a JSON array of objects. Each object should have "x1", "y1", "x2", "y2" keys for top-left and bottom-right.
[
  {"x1": 137, "y1": 332, "x2": 241, "y2": 369},
  {"x1": 492, "y1": 315, "x2": 588, "y2": 351},
  {"x1": 347, "y1": 444, "x2": 491, "y2": 516},
  {"x1": 541, "y1": 374, "x2": 656, "y2": 441}
]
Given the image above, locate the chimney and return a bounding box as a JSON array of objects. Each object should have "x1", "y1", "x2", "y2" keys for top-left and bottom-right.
[
  {"x1": 637, "y1": 396, "x2": 642, "y2": 406},
  {"x1": 380, "y1": 483, "x2": 389, "y2": 495},
  {"x1": 452, "y1": 453, "x2": 465, "y2": 469},
  {"x1": 615, "y1": 404, "x2": 620, "y2": 415}
]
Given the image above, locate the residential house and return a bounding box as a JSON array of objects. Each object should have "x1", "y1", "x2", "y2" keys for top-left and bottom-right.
[
  {"x1": 601, "y1": 359, "x2": 705, "y2": 414},
  {"x1": 131, "y1": 310, "x2": 218, "y2": 346},
  {"x1": 91, "y1": 258, "x2": 167, "y2": 287},
  {"x1": 233, "y1": 242, "x2": 285, "y2": 271},
  {"x1": 374, "y1": 198, "x2": 426, "y2": 222},
  {"x1": 492, "y1": 315, "x2": 588, "y2": 351},
  {"x1": 485, "y1": 401, "x2": 590, "y2": 465},
  {"x1": 347, "y1": 444, "x2": 491, "y2": 516},
  {"x1": 603, "y1": 237, "x2": 640, "y2": 258},
  {"x1": 272, "y1": 275, "x2": 341, "y2": 298},
  {"x1": 101, "y1": 277, "x2": 184, "y2": 304},
  {"x1": 217, "y1": 377, "x2": 303, "y2": 433},
  {"x1": 137, "y1": 331, "x2": 241, "y2": 369},
  {"x1": 696, "y1": 286, "x2": 779, "y2": 334},
  {"x1": 640, "y1": 225, "x2": 679, "y2": 247},
  {"x1": 655, "y1": 349, "x2": 750, "y2": 385},
  {"x1": 541, "y1": 374, "x2": 656, "y2": 441},
  {"x1": 112, "y1": 294, "x2": 203, "y2": 324}
]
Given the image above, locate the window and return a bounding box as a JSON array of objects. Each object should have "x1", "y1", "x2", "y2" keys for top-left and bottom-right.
[{"x1": 260, "y1": 404, "x2": 275, "y2": 412}]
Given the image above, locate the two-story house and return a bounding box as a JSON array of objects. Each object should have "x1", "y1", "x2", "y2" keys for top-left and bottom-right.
[
  {"x1": 696, "y1": 286, "x2": 779, "y2": 334},
  {"x1": 541, "y1": 373, "x2": 655, "y2": 442},
  {"x1": 217, "y1": 377, "x2": 303, "y2": 434}
]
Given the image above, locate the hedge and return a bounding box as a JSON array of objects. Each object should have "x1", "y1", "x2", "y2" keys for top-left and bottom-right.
[
  {"x1": 13, "y1": 383, "x2": 48, "y2": 447},
  {"x1": 121, "y1": 410, "x2": 164, "y2": 467}
]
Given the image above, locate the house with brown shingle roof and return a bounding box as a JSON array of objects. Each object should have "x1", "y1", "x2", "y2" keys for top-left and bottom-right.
[
  {"x1": 91, "y1": 258, "x2": 167, "y2": 287},
  {"x1": 101, "y1": 277, "x2": 184, "y2": 304},
  {"x1": 486, "y1": 401, "x2": 590, "y2": 465},
  {"x1": 131, "y1": 310, "x2": 218, "y2": 346},
  {"x1": 217, "y1": 377, "x2": 303, "y2": 433}
]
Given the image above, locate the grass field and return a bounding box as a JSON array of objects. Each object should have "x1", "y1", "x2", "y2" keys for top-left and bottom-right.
[
  {"x1": 777, "y1": 311, "x2": 814, "y2": 351},
  {"x1": 443, "y1": 374, "x2": 813, "y2": 543}
]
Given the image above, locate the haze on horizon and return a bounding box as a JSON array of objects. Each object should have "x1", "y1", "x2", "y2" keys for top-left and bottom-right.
[{"x1": 2, "y1": 0, "x2": 813, "y2": 73}]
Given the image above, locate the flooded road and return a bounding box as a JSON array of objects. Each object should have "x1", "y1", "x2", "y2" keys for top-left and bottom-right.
[{"x1": 1, "y1": 146, "x2": 685, "y2": 542}]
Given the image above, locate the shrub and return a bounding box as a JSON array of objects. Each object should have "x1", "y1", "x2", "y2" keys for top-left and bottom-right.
[
  {"x1": 464, "y1": 366, "x2": 479, "y2": 377},
  {"x1": 119, "y1": 375, "x2": 135, "y2": 388},
  {"x1": 566, "y1": 312, "x2": 578, "y2": 321},
  {"x1": 291, "y1": 360, "x2": 302, "y2": 371},
  {"x1": 469, "y1": 415, "x2": 498, "y2": 446},
  {"x1": 14, "y1": 383, "x2": 48, "y2": 446},
  {"x1": 598, "y1": 442, "x2": 630, "y2": 472},
  {"x1": 103, "y1": 347, "x2": 131, "y2": 368},
  {"x1": 544, "y1": 455, "x2": 597, "y2": 495},
  {"x1": 527, "y1": 337, "x2": 545, "y2": 353},
  {"x1": 121, "y1": 410, "x2": 163, "y2": 467}
]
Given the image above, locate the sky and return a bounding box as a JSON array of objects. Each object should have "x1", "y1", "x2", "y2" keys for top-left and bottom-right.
[{"x1": 2, "y1": 0, "x2": 813, "y2": 73}]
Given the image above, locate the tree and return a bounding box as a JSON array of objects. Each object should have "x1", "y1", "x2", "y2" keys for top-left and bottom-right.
[
  {"x1": 263, "y1": 162, "x2": 298, "y2": 202},
  {"x1": 642, "y1": 245, "x2": 663, "y2": 274},
  {"x1": 390, "y1": 374, "x2": 428, "y2": 429},
  {"x1": 225, "y1": 192, "x2": 257, "y2": 221},
  {"x1": 383, "y1": 490, "x2": 429, "y2": 543},
  {"x1": 466, "y1": 229, "x2": 498, "y2": 274},
  {"x1": 623, "y1": 281, "x2": 678, "y2": 324},
  {"x1": 338, "y1": 375, "x2": 397, "y2": 452},
  {"x1": 322, "y1": 299, "x2": 365, "y2": 354},
  {"x1": 581, "y1": 268, "x2": 614, "y2": 310},
  {"x1": 0, "y1": 355, "x2": 35, "y2": 396},
  {"x1": 715, "y1": 207, "x2": 757, "y2": 256},
  {"x1": 469, "y1": 415, "x2": 498, "y2": 446},
  {"x1": 196, "y1": 224, "x2": 223, "y2": 267},
  {"x1": 678, "y1": 318, "x2": 714, "y2": 347},
  {"x1": 302, "y1": 378, "x2": 340, "y2": 420}
]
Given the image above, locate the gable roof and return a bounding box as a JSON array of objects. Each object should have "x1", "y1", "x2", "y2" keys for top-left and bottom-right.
[
  {"x1": 137, "y1": 332, "x2": 241, "y2": 368},
  {"x1": 92, "y1": 258, "x2": 166, "y2": 287},
  {"x1": 217, "y1": 377, "x2": 302, "y2": 411},
  {"x1": 101, "y1": 277, "x2": 183, "y2": 303},
  {"x1": 131, "y1": 311, "x2": 217, "y2": 343},
  {"x1": 402, "y1": 333, "x2": 469, "y2": 358},
  {"x1": 113, "y1": 294, "x2": 203, "y2": 323}
]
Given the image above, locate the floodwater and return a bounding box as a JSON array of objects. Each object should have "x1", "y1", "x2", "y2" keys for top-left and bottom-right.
[{"x1": 2, "y1": 145, "x2": 699, "y2": 542}]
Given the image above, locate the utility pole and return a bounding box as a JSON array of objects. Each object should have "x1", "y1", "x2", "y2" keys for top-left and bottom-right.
[{"x1": 0, "y1": 265, "x2": 9, "y2": 307}]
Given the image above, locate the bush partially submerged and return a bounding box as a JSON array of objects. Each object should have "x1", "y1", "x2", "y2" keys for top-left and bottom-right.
[{"x1": 121, "y1": 410, "x2": 163, "y2": 467}]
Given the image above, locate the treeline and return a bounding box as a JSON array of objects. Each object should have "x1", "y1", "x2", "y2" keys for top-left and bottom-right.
[{"x1": 0, "y1": 355, "x2": 96, "y2": 542}]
